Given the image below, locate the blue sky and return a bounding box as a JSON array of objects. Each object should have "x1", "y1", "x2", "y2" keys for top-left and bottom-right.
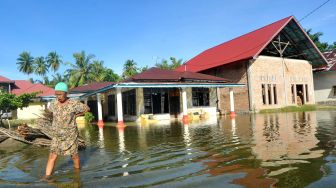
[{"x1": 0, "y1": 0, "x2": 335, "y2": 80}]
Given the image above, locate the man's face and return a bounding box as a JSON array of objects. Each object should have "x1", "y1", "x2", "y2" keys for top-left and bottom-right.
[{"x1": 55, "y1": 91, "x2": 67, "y2": 103}]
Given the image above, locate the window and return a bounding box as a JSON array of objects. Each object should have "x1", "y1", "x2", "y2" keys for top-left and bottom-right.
[
  {"x1": 305, "y1": 84, "x2": 309, "y2": 102},
  {"x1": 143, "y1": 88, "x2": 170, "y2": 114},
  {"x1": 122, "y1": 89, "x2": 136, "y2": 115},
  {"x1": 192, "y1": 88, "x2": 209, "y2": 106},
  {"x1": 333, "y1": 86, "x2": 336, "y2": 97},
  {"x1": 267, "y1": 84, "x2": 272, "y2": 105},
  {"x1": 262, "y1": 84, "x2": 266, "y2": 105},
  {"x1": 273, "y1": 85, "x2": 277, "y2": 105}
]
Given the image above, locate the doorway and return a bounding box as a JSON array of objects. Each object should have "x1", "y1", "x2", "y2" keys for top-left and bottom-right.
[
  {"x1": 296, "y1": 84, "x2": 304, "y2": 105},
  {"x1": 87, "y1": 100, "x2": 98, "y2": 120},
  {"x1": 169, "y1": 89, "x2": 180, "y2": 116}
]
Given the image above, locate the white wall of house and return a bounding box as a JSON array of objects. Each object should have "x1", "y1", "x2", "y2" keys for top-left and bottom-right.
[
  {"x1": 313, "y1": 70, "x2": 336, "y2": 104},
  {"x1": 16, "y1": 102, "x2": 46, "y2": 120}
]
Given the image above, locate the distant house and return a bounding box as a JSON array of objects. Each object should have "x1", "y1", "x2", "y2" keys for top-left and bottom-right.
[
  {"x1": 0, "y1": 76, "x2": 54, "y2": 119},
  {"x1": 0, "y1": 76, "x2": 15, "y2": 93},
  {"x1": 176, "y1": 16, "x2": 327, "y2": 112},
  {"x1": 313, "y1": 49, "x2": 336, "y2": 104}
]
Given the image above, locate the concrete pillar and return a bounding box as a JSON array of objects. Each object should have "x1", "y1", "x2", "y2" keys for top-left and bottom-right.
[
  {"x1": 84, "y1": 98, "x2": 88, "y2": 105},
  {"x1": 182, "y1": 88, "x2": 189, "y2": 123},
  {"x1": 293, "y1": 84, "x2": 297, "y2": 104},
  {"x1": 270, "y1": 84, "x2": 274, "y2": 105},
  {"x1": 8, "y1": 84, "x2": 11, "y2": 93},
  {"x1": 303, "y1": 84, "x2": 307, "y2": 104},
  {"x1": 97, "y1": 93, "x2": 104, "y2": 127},
  {"x1": 229, "y1": 88, "x2": 235, "y2": 118},
  {"x1": 117, "y1": 88, "x2": 125, "y2": 127}
]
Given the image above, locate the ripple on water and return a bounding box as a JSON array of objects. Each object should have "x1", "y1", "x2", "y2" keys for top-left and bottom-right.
[{"x1": 2, "y1": 111, "x2": 336, "y2": 187}]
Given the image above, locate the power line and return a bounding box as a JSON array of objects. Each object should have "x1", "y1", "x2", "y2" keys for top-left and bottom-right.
[{"x1": 299, "y1": 0, "x2": 331, "y2": 22}]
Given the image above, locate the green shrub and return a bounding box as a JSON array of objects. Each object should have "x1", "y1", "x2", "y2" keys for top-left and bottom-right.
[{"x1": 84, "y1": 112, "x2": 95, "y2": 123}]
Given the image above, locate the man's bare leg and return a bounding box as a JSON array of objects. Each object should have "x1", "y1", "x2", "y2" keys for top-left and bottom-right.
[
  {"x1": 71, "y1": 154, "x2": 80, "y2": 169},
  {"x1": 45, "y1": 153, "x2": 58, "y2": 176}
]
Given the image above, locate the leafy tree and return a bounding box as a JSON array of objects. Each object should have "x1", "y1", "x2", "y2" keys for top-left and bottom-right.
[
  {"x1": 0, "y1": 92, "x2": 36, "y2": 123},
  {"x1": 28, "y1": 78, "x2": 37, "y2": 84},
  {"x1": 155, "y1": 57, "x2": 185, "y2": 70},
  {"x1": 169, "y1": 57, "x2": 184, "y2": 69},
  {"x1": 36, "y1": 76, "x2": 53, "y2": 87},
  {"x1": 155, "y1": 59, "x2": 170, "y2": 70},
  {"x1": 122, "y1": 59, "x2": 138, "y2": 79},
  {"x1": 52, "y1": 73, "x2": 66, "y2": 84},
  {"x1": 101, "y1": 68, "x2": 121, "y2": 82},
  {"x1": 139, "y1": 65, "x2": 149, "y2": 73},
  {"x1": 17, "y1": 51, "x2": 34, "y2": 78},
  {"x1": 46, "y1": 51, "x2": 62, "y2": 72},
  {"x1": 306, "y1": 29, "x2": 336, "y2": 52},
  {"x1": 89, "y1": 60, "x2": 105, "y2": 82}
]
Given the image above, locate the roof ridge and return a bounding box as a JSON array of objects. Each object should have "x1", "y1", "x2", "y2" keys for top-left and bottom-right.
[{"x1": 201, "y1": 16, "x2": 293, "y2": 55}]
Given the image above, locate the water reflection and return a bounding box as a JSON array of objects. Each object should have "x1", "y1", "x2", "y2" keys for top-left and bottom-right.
[
  {"x1": 183, "y1": 123, "x2": 192, "y2": 155},
  {"x1": 98, "y1": 127, "x2": 105, "y2": 149},
  {"x1": 117, "y1": 126, "x2": 129, "y2": 177},
  {"x1": 1, "y1": 111, "x2": 336, "y2": 187},
  {"x1": 252, "y1": 112, "x2": 324, "y2": 177}
]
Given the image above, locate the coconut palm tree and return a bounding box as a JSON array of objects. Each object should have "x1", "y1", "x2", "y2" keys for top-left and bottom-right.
[
  {"x1": 17, "y1": 51, "x2": 34, "y2": 78},
  {"x1": 122, "y1": 59, "x2": 138, "y2": 79},
  {"x1": 52, "y1": 73, "x2": 65, "y2": 83},
  {"x1": 169, "y1": 57, "x2": 184, "y2": 69},
  {"x1": 102, "y1": 68, "x2": 121, "y2": 82},
  {"x1": 36, "y1": 76, "x2": 52, "y2": 87},
  {"x1": 67, "y1": 51, "x2": 95, "y2": 87},
  {"x1": 46, "y1": 51, "x2": 62, "y2": 72},
  {"x1": 155, "y1": 57, "x2": 184, "y2": 70},
  {"x1": 89, "y1": 60, "x2": 105, "y2": 82},
  {"x1": 34, "y1": 56, "x2": 48, "y2": 76},
  {"x1": 155, "y1": 59, "x2": 170, "y2": 70}
]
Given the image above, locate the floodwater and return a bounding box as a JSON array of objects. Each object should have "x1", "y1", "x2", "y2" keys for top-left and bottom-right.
[{"x1": 1, "y1": 111, "x2": 336, "y2": 188}]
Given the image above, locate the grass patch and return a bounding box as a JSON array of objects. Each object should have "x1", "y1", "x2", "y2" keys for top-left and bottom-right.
[
  {"x1": 316, "y1": 105, "x2": 336, "y2": 110},
  {"x1": 259, "y1": 105, "x2": 317, "y2": 113}
]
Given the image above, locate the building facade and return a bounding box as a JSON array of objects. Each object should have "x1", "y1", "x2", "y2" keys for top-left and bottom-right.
[
  {"x1": 176, "y1": 16, "x2": 327, "y2": 112},
  {"x1": 71, "y1": 68, "x2": 243, "y2": 126},
  {"x1": 314, "y1": 49, "x2": 336, "y2": 104}
]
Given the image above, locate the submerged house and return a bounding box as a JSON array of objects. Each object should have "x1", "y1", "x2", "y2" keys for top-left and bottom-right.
[
  {"x1": 313, "y1": 49, "x2": 336, "y2": 104},
  {"x1": 0, "y1": 76, "x2": 54, "y2": 119},
  {"x1": 176, "y1": 16, "x2": 328, "y2": 112},
  {"x1": 70, "y1": 68, "x2": 243, "y2": 126}
]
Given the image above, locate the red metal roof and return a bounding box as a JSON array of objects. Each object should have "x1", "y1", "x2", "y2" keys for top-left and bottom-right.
[
  {"x1": 12, "y1": 80, "x2": 55, "y2": 97},
  {"x1": 323, "y1": 49, "x2": 336, "y2": 71},
  {"x1": 129, "y1": 67, "x2": 231, "y2": 83},
  {"x1": 175, "y1": 16, "x2": 294, "y2": 72},
  {"x1": 0, "y1": 76, "x2": 14, "y2": 83},
  {"x1": 70, "y1": 82, "x2": 115, "y2": 93}
]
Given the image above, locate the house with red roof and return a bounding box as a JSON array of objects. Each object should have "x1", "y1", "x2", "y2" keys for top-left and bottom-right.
[
  {"x1": 0, "y1": 76, "x2": 55, "y2": 119},
  {"x1": 70, "y1": 68, "x2": 243, "y2": 126},
  {"x1": 176, "y1": 16, "x2": 327, "y2": 112},
  {"x1": 314, "y1": 49, "x2": 336, "y2": 104}
]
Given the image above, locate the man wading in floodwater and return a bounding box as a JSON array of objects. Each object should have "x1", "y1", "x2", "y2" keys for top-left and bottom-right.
[{"x1": 43, "y1": 82, "x2": 89, "y2": 180}]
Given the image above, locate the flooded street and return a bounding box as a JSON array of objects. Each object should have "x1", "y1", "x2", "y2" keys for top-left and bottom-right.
[{"x1": 1, "y1": 111, "x2": 336, "y2": 187}]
